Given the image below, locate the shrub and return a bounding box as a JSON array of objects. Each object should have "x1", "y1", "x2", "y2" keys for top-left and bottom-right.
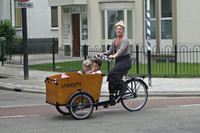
[{"x1": 0, "y1": 19, "x2": 16, "y2": 41}]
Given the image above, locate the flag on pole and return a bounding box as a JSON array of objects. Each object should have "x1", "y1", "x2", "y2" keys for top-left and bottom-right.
[
  {"x1": 146, "y1": 0, "x2": 151, "y2": 51},
  {"x1": 146, "y1": 0, "x2": 152, "y2": 86}
]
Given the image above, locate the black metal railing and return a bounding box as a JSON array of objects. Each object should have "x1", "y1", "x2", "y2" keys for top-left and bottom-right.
[{"x1": 1, "y1": 38, "x2": 200, "y2": 77}]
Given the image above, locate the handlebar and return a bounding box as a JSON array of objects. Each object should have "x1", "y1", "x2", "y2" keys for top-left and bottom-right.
[
  {"x1": 45, "y1": 77, "x2": 58, "y2": 85},
  {"x1": 94, "y1": 54, "x2": 112, "y2": 62}
]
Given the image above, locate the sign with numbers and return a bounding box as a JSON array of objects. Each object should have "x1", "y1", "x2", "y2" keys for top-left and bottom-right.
[{"x1": 16, "y1": 2, "x2": 33, "y2": 8}]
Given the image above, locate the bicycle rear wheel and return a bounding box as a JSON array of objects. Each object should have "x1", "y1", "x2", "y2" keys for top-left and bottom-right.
[
  {"x1": 121, "y1": 78, "x2": 148, "y2": 111},
  {"x1": 68, "y1": 93, "x2": 94, "y2": 120}
]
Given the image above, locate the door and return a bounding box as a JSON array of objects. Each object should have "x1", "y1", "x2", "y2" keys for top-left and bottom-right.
[{"x1": 72, "y1": 14, "x2": 80, "y2": 57}]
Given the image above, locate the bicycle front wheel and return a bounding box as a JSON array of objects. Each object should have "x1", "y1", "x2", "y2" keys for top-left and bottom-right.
[
  {"x1": 121, "y1": 78, "x2": 148, "y2": 111},
  {"x1": 55, "y1": 104, "x2": 70, "y2": 115},
  {"x1": 68, "y1": 93, "x2": 94, "y2": 120}
]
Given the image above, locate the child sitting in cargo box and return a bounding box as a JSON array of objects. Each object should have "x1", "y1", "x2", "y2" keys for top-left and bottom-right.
[
  {"x1": 77, "y1": 59, "x2": 92, "y2": 75},
  {"x1": 91, "y1": 59, "x2": 102, "y2": 74}
]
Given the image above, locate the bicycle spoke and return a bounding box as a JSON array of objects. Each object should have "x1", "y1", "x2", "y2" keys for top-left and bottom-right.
[{"x1": 121, "y1": 78, "x2": 148, "y2": 111}]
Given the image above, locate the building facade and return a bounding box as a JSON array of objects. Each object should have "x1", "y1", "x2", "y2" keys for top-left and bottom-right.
[
  {"x1": 1, "y1": 0, "x2": 200, "y2": 57},
  {"x1": 48, "y1": 0, "x2": 200, "y2": 57},
  {"x1": 0, "y1": 0, "x2": 58, "y2": 41}
]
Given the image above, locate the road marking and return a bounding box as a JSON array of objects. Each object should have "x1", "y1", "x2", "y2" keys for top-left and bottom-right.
[
  {"x1": 95, "y1": 108, "x2": 122, "y2": 112},
  {"x1": 0, "y1": 104, "x2": 47, "y2": 108},
  {"x1": 179, "y1": 104, "x2": 200, "y2": 107},
  {"x1": 0, "y1": 115, "x2": 40, "y2": 119}
]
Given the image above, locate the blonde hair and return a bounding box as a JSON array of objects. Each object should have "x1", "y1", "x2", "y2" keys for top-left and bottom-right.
[{"x1": 115, "y1": 21, "x2": 125, "y2": 29}]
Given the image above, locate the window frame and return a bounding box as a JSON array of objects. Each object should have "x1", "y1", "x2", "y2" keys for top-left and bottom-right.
[
  {"x1": 51, "y1": 6, "x2": 58, "y2": 29},
  {"x1": 13, "y1": 0, "x2": 22, "y2": 29},
  {"x1": 160, "y1": 0, "x2": 172, "y2": 39},
  {"x1": 101, "y1": 9, "x2": 134, "y2": 41},
  {"x1": 63, "y1": 6, "x2": 88, "y2": 42},
  {"x1": 144, "y1": 0, "x2": 172, "y2": 41}
]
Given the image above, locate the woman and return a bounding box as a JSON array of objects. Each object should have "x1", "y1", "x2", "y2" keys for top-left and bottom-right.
[{"x1": 99, "y1": 21, "x2": 132, "y2": 101}]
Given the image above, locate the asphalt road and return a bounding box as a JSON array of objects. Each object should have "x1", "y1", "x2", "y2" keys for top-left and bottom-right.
[{"x1": 0, "y1": 89, "x2": 200, "y2": 133}]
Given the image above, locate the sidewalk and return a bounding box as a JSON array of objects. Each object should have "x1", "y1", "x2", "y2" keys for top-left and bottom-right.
[{"x1": 1, "y1": 64, "x2": 200, "y2": 97}]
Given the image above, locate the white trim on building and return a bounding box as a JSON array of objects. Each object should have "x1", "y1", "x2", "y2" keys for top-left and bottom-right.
[{"x1": 47, "y1": 0, "x2": 200, "y2": 57}]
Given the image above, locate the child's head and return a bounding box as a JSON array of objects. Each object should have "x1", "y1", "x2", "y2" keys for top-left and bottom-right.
[
  {"x1": 92, "y1": 59, "x2": 102, "y2": 72},
  {"x1": 82, "y1": 60, "x2": 92, "y2": 71}
]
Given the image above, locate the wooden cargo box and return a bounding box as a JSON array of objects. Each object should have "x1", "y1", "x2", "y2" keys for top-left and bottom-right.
[{"x1": 46, "y1": 72, "x2": 103, "y2": 105}]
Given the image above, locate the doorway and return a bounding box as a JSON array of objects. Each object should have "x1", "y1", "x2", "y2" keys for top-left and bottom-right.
[{"x1": 72, "y1": 14, "x2": 80, "y2": 57}]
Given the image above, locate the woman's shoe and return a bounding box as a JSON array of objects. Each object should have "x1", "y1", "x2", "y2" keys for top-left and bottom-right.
[{"x1": 103, "y1": 95, "x2": 115, "y2": 108}]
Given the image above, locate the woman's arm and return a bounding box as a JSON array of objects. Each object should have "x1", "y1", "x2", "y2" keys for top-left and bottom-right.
[
  {"x1": 109, "y1": 53, "x2": 118, "y2": 59},
  {"x1": 100, "y1": 39, "x2": 115, "y2": 56}
]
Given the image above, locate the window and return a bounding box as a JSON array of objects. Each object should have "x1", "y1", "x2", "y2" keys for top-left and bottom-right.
[
  {"x1": 145, "y1": 0, "x2": 172, "y2": 40},
  {"x1": 161, "y1": 20, "x2": 172, "y2": 39},
  {"x1": 145, "y1": 20, "x2": 156, "y2": 39},
  {"x1": 101, "y1": 10, "x2": 133, "y2": 40},
  {"x1": 81, "y1": 13, "x2": 88, "y2": 40},
  {"x1": 63, "y1": 6, "x2": 88, "y2": 40},
  {"x1": 127, "y1": 10, "x2": 133, "y2": 39},
  {"x1": 63, "y1": 6, "x2": 87, "y2": 13},
  {"x1": 15, "y1": 0, "x2": 22, "y2": 28},
  {"x1": 72, "y1": 7, "x2": 81, "y2": 13},
  {"x1": 161, "y1": 0, "x2": 172, "y2": 17},
  {"x1": 150, "y1": 0, "x2": 156, "y2": 18},
  {"x1": 145, "y1": 0, "x2": 156, "y2": 39},
  {"x1": 101, "y1": 11, "x2": 105, "y2": 39},
  {"x1": 145, "y1": 0, "x2": 156, "y2": 18},
  {"x1": 51, "y1": 6, "x2": 58, "y2": 28},
  {"x1": 161, "y1": 0, "x2": 172, "y2": 39},
  {"x1": 146, "y1": 20, "x2": 156, "y2": 39},
  {"x1": 107, "y1": 10, "x2": 124, "y2": 39}
]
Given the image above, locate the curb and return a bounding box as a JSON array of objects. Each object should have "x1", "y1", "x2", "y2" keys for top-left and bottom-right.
[
  {"x1": 1, "y1": 86, "x2": 200, "y2": 97},
  {"x1": 100, "y1": 92, "x2": 200, "y2": 97},
  {"x1": 0, "y1": 86, "x2": 45, "y2": 94}
]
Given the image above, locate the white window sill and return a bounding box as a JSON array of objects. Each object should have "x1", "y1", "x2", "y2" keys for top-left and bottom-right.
[
  {"x1": 51, "y1": 27, "x2": 58, "y2": 31},
  {"x1": 15, "y1": 28, "x2": 22, "y2": 31}
]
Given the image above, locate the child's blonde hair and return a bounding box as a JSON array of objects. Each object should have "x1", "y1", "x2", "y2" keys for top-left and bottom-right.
[{"x1": 82, "y1": 59, "x2": 92, "y2": 67}]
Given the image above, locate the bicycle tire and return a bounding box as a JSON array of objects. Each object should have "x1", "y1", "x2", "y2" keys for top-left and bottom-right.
[
  {"x1": 55, "y1": 104, "x2": 70, "y2": 115},
  {"x1": 68, "y1": 93, "x2": 94, "y2": 120},
  {"x1": 121, "y1": 78, "x2": 148, "y2": 111}
]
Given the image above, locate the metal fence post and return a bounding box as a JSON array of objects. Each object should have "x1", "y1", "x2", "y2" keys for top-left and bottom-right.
[
  {"x1": 9, "y1": 40, "x2": 12, "y2": 60},
  {"x1": 1, "y1": 40, "x2": 4, "y2": 66},
  {"x1": 175, "y1": 44, "x2": 177, "y2": 77},
  {"x1": 107, "y1": 44, "x2": 111, "y2": 73},
  {"x1": 136, "y1": 45, "x2": 139, "y2": 76},
  {"x1": 83, "y1": 44, "x2": 87, "y2": 60},
  {"x1": 20, "y1": 39, "x2": 23, "y2": 64},
  {"x1": 147, "y1": 50, "x2": 151, "y2": 86},
  {"x1": 52, "y1": 38, "x2": 55, "y2": 71}
]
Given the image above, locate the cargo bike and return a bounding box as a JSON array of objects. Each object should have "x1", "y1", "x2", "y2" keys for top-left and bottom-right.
[{"x1": 45, "y1": 57, "x2": 149, "y2": 120}]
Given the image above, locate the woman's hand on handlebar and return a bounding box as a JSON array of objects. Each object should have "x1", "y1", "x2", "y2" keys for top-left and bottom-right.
[
  {"x1": 95, "y1": 54, "x2": 112, "y2": 62},
  {"x1": 109, "y1": 55, "x2": 115, "y2": 59},
  {"x1": 99, "y1": 53, "x2": 104, "y2": 57},
  {"x1": 109, "y1": 53, "x2": 118, "y2": 59}
]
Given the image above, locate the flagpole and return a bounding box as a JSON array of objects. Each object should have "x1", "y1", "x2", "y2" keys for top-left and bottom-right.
[{"x1": 146, "y1": 0, "x2": 152, "y2": 86}]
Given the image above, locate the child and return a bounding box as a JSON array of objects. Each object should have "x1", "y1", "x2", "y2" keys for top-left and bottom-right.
[
  {"x1": 77, "y1": 59, "x2": 92, "y2": 75},
  {"x1": 91, "y1": 59, "x2": 102, "y2": 74}
]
